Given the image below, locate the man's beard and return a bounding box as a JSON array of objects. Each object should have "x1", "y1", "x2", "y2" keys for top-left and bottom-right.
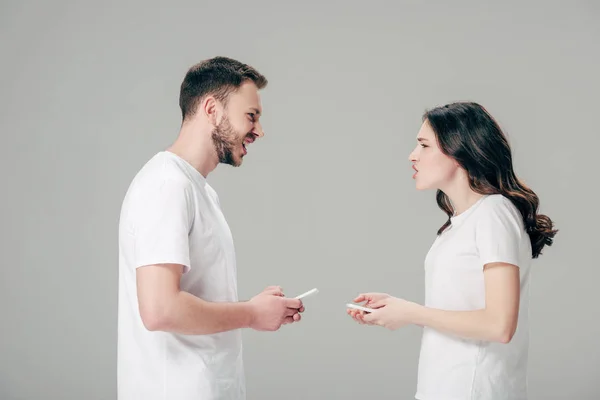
[{"x1": 211, "y1": 116, "x2": 244, "y2": 167}]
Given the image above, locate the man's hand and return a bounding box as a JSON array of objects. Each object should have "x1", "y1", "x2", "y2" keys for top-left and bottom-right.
[{"x1": 247, "y1": 286, "x2": 304, "y2": 331}]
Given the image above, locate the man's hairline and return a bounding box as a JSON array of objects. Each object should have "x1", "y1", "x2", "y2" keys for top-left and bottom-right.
[{"x1": 182, "y1": 79, "x2": 264, "y2": 122}]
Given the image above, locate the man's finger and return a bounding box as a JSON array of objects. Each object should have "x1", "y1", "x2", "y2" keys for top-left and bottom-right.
[
  {"x1": 284, "y1": 298, "x2": 303, "y2": 309},
  {"x1": 262, "y1": 288, "x2": 284, "y2": 296},
  {"x1": 264, "y1": 286, "x2": 284, "y2": 296},
  {"x1": 286, "y1": 307, "x2": 300, "y2": 317}
]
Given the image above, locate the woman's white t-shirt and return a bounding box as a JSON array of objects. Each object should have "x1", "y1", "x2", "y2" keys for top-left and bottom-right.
[{"x1": 415, "y1": 194, "x2": 532, "y2": 400}]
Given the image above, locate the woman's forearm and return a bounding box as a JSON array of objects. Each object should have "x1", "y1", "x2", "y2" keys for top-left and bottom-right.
[{"x1": 410, "y1": 304, "x2": 516, "y2": 343}]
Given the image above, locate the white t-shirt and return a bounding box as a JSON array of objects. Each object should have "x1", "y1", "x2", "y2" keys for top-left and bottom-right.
[
  {"x1": 117, "y1": 151, "x2": 245, "y2": 400},
  {"x1": 415, "y1": 194, "x2": 532, "y2": 400}
]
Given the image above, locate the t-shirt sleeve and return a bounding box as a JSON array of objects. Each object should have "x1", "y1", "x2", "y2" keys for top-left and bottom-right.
[
  {"x1": 130, "y1": 178, "x2": 194, "y2": 273},
  {"x1": 475, "y1": 198, "x2": 524, "y2": 268}
]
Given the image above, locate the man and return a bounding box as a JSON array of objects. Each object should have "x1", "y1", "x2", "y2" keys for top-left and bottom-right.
[{"x1": 117, "y1": 56, "x2": 304, "y2": 400}]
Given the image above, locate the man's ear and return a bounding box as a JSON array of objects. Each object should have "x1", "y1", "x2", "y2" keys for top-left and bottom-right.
[{"x1": 202, "y1": 96, "x2": 220, "y2": 126}]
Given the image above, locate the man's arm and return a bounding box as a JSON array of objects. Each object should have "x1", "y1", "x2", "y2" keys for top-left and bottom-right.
[
  {"x1": 136, "y1": 263, "x2": 252, "y2": 334},
  {"x1": 129, "y1": 178, "x2": 302, "y2": 334},
  {"x1": 136, "y1": 263, "x2": 302, "y2": 334}
]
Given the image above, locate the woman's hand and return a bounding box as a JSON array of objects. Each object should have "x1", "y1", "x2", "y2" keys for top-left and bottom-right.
[
  {"x1": 347, "y1": 292, "x2": 390, "y2": 323},
  {"x1": 347, "y1": 292, "x2": 420, "y2": 331}
]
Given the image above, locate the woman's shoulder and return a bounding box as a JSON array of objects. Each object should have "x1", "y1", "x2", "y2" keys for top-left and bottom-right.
[
  {"x1": 478, "y1": 194, "x2": 524, "y2": 226},
  {"x1": 481, "y1": 194, "x2": 516, "y2": 209}
]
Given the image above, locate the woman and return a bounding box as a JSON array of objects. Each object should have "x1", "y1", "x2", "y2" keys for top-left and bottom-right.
[{"x1": 347, "y1": 102, "x2": 557, "y2": 400}]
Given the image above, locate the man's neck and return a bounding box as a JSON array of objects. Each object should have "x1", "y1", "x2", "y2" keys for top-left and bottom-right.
[{"x1": 167, "y1": 124, "x2": 219, "y2": 178}]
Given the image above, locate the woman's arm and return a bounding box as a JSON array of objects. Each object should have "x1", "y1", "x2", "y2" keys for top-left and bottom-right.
[
  {"x1": 361, "y1": 262, "x2": 520, "y2": 343},
  {"x1": 410, "y1": 262, "x2": 520, "y2": 343}
]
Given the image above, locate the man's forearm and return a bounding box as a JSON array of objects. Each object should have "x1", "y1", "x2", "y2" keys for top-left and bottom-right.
[
  {"x1": 145, "y1": 291, "x2": 254, "y2": 335},
  {"x1": 410, "y1": 305, "x2": 515, "y2": 343}
]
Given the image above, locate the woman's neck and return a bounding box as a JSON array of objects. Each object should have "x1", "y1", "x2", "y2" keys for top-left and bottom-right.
[{"x1": 441, "y1": 176, "x2": 484, "y2": 216}]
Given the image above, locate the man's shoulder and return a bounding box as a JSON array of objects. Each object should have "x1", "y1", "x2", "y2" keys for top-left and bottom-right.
[
  {"x1": 133, "y1": 152, "x2": 192, "y2": 190},
  {"x1": 121, "y1": 153, "x2": 195, "y2": 212}
]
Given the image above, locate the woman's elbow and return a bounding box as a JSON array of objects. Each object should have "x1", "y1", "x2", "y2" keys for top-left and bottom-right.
[
  {"x1": 496, "y1": 329, "x2": 514, "y2": 344},
  {"x1": 492, "y1": 319, "x2": 517, "y2": 344}
]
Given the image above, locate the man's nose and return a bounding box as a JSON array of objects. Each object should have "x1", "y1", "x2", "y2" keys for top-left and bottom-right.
[{"x1": 253, "y1": 121, "x2": 264, "y2": 138}]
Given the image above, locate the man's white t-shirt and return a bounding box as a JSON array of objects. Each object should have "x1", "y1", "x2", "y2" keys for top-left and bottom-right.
[
  {"x1": 117, "y1": 151, "x2": 245, "y2": 400},
  {"x1": 415, "y1": 194, "x2": 532, "y2": 400}
]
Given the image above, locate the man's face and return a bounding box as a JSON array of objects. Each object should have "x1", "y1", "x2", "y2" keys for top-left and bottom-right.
[{"x1": 212, "y1": 81, "x2": 264, "y2": 167}]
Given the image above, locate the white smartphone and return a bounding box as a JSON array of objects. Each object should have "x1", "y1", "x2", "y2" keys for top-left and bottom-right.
[
  {"x1": 346, "y1": 303, "x2": 375, "y2": 313},
  {"x1": 294, "y1": 288, "x2": 319, "y2": 300}
]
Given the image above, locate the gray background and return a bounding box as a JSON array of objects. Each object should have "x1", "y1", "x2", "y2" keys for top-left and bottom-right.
[{"x1": 1, "y1": 0, "x2": 598, "y2": 399}]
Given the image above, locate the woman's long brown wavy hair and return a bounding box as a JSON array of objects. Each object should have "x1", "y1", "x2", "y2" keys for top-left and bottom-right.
[{"x1": 423, "y1": 102, "x2": 557, "y2": 259}]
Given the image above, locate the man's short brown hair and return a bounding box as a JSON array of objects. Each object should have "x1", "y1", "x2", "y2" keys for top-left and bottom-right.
[{"x1": 179, "y1": 56, "x2": 268, "y2": 121}]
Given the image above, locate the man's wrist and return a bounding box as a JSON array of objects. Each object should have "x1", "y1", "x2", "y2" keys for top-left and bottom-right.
[{"x1": 239, "y1": 301, "x2": 256, "y2": 329}]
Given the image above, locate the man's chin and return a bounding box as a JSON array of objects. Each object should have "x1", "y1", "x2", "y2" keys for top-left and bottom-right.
[
  {"x1": 221, "y1": 156, "x2": 243, "y2": 167},
  {"x1": 217, "y1": 149, "x2": 245, "y2": 167},
  {"x1": 233, "y1": 153, "x2": 244, "y2": 167}
]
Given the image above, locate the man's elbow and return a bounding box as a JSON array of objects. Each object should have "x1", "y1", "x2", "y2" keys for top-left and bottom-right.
[
  {"x1": 139, "y1": 302, "x2": 175, "y2": 332},
  {"x1": 140, "y1": 310, "x2": 168, "y2": 331}
]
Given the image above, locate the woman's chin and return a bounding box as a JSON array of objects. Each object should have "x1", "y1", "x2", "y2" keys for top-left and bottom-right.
[{"x1": 415, "y1": 181, "x2": 434, "y2": 191}]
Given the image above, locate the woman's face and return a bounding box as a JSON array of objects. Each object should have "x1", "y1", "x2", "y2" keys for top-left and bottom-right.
[{"x1": 408, "y1": 120, "x2": 460, "y2": 191}]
